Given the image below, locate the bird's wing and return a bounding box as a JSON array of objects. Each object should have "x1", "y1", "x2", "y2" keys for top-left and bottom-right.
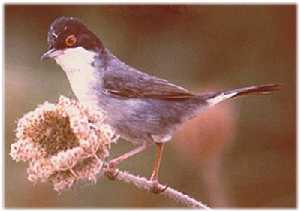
[{"x1": 102, "y1": 64, "x2": 195, "y2": 100}]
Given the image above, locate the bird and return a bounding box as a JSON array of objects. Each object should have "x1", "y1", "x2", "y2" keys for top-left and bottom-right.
[{"x1": 41, "y1": 16, "x2": 279, "y2": 193}]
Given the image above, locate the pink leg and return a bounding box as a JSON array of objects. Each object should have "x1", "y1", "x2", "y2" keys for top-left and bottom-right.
[
  {"x1": 109, "y1": 142, "x2": 150, "y2": 167},
  {"x1": 150, "y1": 143, "x2": 164, "y2": 181},
  {"x1": 149, "y1": 143, "x2": 168, "y2": 193}
]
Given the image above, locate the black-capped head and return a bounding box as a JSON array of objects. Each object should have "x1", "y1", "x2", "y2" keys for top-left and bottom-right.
[{"x1": 42, "y1": 17, "x2": 103, "y2": 60}]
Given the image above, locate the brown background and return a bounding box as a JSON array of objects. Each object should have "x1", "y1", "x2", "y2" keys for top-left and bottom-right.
[{"x1": 5, "y1": 5, "x2": 296, "y2": 208}]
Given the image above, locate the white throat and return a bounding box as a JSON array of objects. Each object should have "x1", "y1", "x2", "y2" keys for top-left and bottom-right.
[
  {"x1": 55, "y1": 47, "x2": 96, "y2": 72},
  {"x1": 54, "y1": 47, "x2": 99, "y2": 107}
]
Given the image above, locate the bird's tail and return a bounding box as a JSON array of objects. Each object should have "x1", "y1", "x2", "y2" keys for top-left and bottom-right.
[{"x1": 203, "y1": 84, "x2": 280, "y2": 106}]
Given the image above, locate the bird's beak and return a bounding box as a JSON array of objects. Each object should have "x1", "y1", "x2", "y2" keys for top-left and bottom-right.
[{"x1": 41, "y1": 48, "x2": 63, "y2": 61}]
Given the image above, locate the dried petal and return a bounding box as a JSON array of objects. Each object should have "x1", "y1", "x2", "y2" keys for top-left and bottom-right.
[{"x1": 10, "y1": 96, "x2": 117, "y2": 192}]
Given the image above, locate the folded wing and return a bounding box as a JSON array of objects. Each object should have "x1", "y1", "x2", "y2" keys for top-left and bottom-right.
[{"x1": 103, "y1": 66, "x2": 195, "y2": 100}]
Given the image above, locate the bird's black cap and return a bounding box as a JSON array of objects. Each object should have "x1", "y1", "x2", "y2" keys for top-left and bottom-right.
[{"x1": 42, "y1": 16, "x2": 103, "y2": 59}]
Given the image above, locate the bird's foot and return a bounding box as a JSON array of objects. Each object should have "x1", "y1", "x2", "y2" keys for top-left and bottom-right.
[
  {"x1": 108, "y1": 159, "x2": 118, "y2": 169},
  {"x1": 105, "y1": 161, "x2": 119, "y2": 180},
  {"x1": 149, "y1": 179, "x2": 168, "y2": 194}
]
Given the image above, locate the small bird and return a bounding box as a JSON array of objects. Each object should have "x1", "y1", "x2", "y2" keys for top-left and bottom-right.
[{"x1": 42, "y1": 16, "x2": 279, "y2": 193}]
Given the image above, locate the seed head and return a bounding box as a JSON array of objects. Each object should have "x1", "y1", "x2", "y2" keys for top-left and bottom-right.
[{"x1": 10, "y1": 96, "x2": 118, "y2": 192}]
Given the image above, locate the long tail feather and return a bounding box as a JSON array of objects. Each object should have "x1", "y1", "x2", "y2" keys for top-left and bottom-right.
[
  {"x1": 225, "y1": 84, "x2": 280, "y2": 97},
  {"x1": 205, "y1": 84, "x2": 280, "y2": 106}
]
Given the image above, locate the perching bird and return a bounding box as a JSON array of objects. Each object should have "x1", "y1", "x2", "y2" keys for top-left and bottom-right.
[{"x1": 41, "y1": 16, "x2": 279, "y2": 193}]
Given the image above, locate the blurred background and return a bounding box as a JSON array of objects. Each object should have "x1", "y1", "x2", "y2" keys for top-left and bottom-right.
[{"x1": 5, "y1": 5, "x2": 295, "y2": 208}]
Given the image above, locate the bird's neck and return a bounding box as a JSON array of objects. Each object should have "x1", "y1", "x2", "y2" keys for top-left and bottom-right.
[{"x1": 54, "y1": 47, "x2": 103, "y2": 108}]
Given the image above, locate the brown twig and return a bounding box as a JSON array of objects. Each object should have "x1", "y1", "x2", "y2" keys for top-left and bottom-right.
[{"x1": 104, "y1": 166, "x2": 211, "y2": 209}]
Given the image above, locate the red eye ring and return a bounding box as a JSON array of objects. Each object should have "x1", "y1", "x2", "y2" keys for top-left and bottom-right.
[{"x1": 65, "y1": 34, "x2": 77, "y2": 47}]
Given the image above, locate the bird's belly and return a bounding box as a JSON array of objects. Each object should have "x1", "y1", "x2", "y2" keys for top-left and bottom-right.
[
  {"x1": 96, "y1": 97, "x2": 153, "y2": 143},
  {"x1": 97, "y1": 96, "x2": 199, "y2": 144}
]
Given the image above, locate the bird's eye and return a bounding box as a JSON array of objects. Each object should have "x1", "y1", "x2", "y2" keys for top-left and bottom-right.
[{"x1": 65, "y1": 34, "x2": 77, "y2": 47}]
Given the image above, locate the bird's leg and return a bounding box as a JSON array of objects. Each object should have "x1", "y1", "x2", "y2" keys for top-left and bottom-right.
[
  {"x1": 106, "y1": 142, "x2": 150, "y2": 180},
  {"x1": 150, "y1": 143, "x2": 164, "y2": 181},
  {"x1": 109, "y1": 142, "x2": 150, "y2": 167},
  {"x1": 149, "y1": 143, "x2": 168, "y2": 193}
]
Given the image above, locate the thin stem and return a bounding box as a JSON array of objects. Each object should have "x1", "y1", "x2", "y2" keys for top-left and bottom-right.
[{"x1": 103, "y1": 167, "x2": 211, "y2": 209}]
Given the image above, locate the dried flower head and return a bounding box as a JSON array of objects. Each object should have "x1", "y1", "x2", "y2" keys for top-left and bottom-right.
[{"x1": 10, "y1": 96, "x2": 118, "y2": 192}]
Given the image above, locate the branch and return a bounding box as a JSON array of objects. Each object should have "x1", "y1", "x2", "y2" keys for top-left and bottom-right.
[{"x1": 104, "y1": 167, "x2": 211, "y2": 209}]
